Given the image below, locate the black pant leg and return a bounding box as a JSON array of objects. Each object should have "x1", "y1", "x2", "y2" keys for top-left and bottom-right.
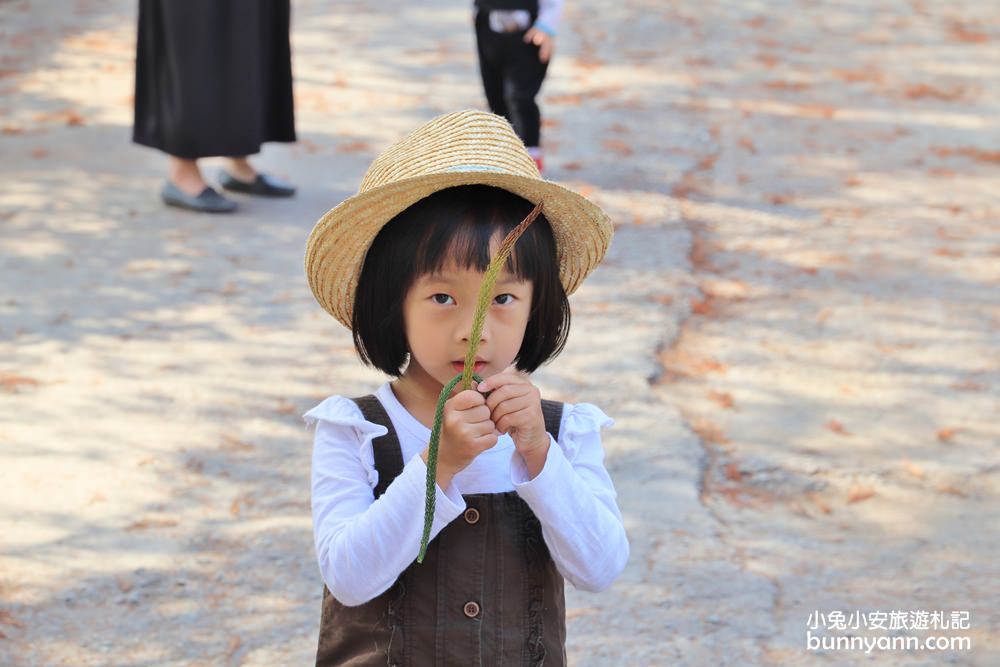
[
  {"x1": 498, "y1": 28, "x2": 548, "y2": 147},
  {"x1": 474, "y1": 11, "x2": 508, "y2": 119}
]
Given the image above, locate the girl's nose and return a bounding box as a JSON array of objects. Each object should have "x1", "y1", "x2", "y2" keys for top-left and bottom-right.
[{"x1": 458, "y1": 308, "x2": 488, "y2": 344}]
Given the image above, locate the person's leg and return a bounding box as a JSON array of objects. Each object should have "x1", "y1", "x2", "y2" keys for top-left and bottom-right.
[
  {"x1": 162, "y1": 155, "x2": 236, "y2": 212},
  {"x1": 475, "y1": 11, "x2": 508, "y2": 118},
  {"x1": 167, "y1": 156, "x2": 209, "y2": 196},
  {"x1": 223, "y1": 156, "x2": 258, "y2": 182},
  {"x1": 218, "y1": 155, "x2": 296, "y2": 197},
  {"x1": 502, "y1": 34, "x2": 549, "y2": 150}
]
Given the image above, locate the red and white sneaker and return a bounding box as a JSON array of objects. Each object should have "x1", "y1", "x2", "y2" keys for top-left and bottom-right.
[{"x1": 528, "y1": 147, "x2": 544, "y2": 174}]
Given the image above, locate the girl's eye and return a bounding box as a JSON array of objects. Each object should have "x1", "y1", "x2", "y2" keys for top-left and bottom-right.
[
  {"x1": 431, "y1": 294, "x2": 455, "y2": 305},
  {"x1": 494, "y1": 293, "x2": 516, "y2": 305}
]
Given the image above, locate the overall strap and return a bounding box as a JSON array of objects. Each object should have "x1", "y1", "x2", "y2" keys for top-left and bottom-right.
[
  {"x1": 350, "y1": 395, "x2": 404, "y2": 499},
  {"x1": 540, "y1": 399, "x2": 564, "y2": 442}
]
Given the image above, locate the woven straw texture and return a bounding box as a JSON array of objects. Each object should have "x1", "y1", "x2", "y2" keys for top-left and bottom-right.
[{"x1": 304, "y1": 110, "x2": 614, "y2": 328}]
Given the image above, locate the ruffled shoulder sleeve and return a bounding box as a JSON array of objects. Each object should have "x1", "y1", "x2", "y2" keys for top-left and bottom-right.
[
  {"x1": 303, "y1": 396, "x2": 388, "y2": 488},
  {"x1": 556, "y1": 402, "x2": 615, "y2": 461}
]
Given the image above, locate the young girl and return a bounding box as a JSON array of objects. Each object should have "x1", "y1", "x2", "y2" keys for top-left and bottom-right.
[{"x1": 303, "y1": 110, "x2": 628, "y2": 666}]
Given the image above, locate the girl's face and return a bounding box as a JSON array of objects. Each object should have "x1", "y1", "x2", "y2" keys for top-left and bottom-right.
[{"x1": 401, "y1": 256, "x2": 533, "y2": 391}]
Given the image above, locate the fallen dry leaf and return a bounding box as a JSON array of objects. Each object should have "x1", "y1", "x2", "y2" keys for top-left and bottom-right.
[
  {"x1": 806, "y1": 492, "x2": 832, "y2": 514},
  {"x1": 833, "y1": 67, "x2": 884, "y2": 84},
  {"x1": 761, "y1": 80, "x2": 812, "y2": 92},
  {"x1": 689, "y1": 295, "x2": 716, "y2": 316},
  {"x1": 694, "y1": 154, "x2": 717, "y2": 172},
  {"x1": 548, "y1": 93, "x2": 583, "y2": 105},
  {"x1": 708, "y1": 390, "x2": 735, "y2": 409},
  {"x1": 336, "y1": 140, "x2": 370, "y2": 154},
  {"x1": 903, "y1": 83, "x2": 967, "y2": 101},
  {"x1": 602, "y1": 139, "x2": 633, "y2": 156},
  {"x1": 126, "y1": 518, "x2": 179, "y2": 531},
  {"x1": 1, "y1": 374, "x2": 40, "y2": 393},
  {"x1": 298, "y1": 138, "x2": 322, "y2": 154},
  {"x1": 220, "y1": 435, "x2": 255, "y2": 452},
  {"x1": 937, "y1": 428, "x2": 959, "y2": 443},
  {"x1": 847, "y1": 485, "x2": 876, "y2": 504},
  {"x1": 936, "y1": 484, "x2": 967, "y2": 498},
  {"x1": 690, "y1": 418, "x2": 731, "y2": 445},
  {"x1": 756, "y1": 53, "x2": 779, "y2": 68},
  {"x1": 948, "y1": 22, "x2": 988, "y2": 43},
  {"x1": 931, "y1": 146, "x2": 1000, "y2": 164},
  {"x1": 825, "y1": 420, "x2": 850, "y2": 436},
  {"x1": 902, "y1": 460, "x2": 926, "y2": 479},
  {"x1": 799, "y1": 104, "x2": 837, "y2": 119},
  {"x1": 951, "y1": 379, "x2": 985, "y2": 392},
  {"x1": 0, "y1": 610, "x2": 26, "y2": 628},
  {"x1": 670, "y1": 173, "x2": 701, "y2": 199}
]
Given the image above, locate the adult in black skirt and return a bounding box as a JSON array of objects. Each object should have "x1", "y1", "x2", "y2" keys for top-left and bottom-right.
[{"x1": 133, "y1": 0, "x2": 297, "y2": 212}]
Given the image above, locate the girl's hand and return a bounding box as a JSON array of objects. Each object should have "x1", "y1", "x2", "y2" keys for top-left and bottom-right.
[
  {"x1": 524, "y1": 26, "x2": 555, "y2": 64},
  {"x1": 423, "y1": 388, "x2": 498, "y2": 487},
  {"x1": 478, "y1": 369, "x2": 550, "y2": 476}
]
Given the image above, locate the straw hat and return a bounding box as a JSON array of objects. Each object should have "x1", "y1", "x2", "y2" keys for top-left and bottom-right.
[{"x1": 304, "y1": 110, "x2": 614, "y2": 328}]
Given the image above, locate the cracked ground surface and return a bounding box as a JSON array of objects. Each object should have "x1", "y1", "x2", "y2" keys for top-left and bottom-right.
[{"x1": 2, "y1": 0, "x2": 998, "y2": 664}]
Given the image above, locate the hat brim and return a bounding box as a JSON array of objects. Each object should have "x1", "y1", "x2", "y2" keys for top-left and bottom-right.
[{"x1": 305, "y1": 171, "x2": 613, "y2": 329}]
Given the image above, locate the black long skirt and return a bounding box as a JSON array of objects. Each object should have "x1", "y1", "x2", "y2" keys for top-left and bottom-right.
[{"x1": 133, "y1": 0, "x2": 296, "y2": 159}]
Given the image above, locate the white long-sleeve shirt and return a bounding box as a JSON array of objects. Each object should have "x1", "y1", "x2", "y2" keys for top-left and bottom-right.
[
  {"x1": 536, "y1": 0, "x2": 565, "y2": 35},
  {"x1": 305, "y1": 382, "x2": 629, "y2": 607}
]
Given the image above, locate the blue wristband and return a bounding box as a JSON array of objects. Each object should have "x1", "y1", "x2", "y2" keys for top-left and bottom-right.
[{"x1": 535, "y1": 21, "x2": 556, "y2": 37}]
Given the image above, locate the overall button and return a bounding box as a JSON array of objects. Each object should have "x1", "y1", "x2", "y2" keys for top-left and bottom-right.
[
  {"x1": 463, "y1": 601, "x2": 481, "y2": 618},
  {"x1": 463, "y1": 508, "x2": 480, "y2": 524}
]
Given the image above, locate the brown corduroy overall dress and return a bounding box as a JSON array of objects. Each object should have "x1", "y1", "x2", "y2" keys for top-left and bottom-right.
[{"x1": 315, "y1": 395, "x2": 568, "y2": 667}]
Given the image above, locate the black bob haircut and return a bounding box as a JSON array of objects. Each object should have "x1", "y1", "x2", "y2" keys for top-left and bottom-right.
[{"x1": 352, "y1": 184, "x2": 571, "y2": 377}]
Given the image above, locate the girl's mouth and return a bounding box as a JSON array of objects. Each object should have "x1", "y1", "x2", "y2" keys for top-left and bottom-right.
[{"x1": 452, "y1": 360, "x2": 486, "y2": 374}]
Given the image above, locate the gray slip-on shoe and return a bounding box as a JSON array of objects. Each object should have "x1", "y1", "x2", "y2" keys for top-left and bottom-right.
[
  {"x1": 161, "y1": 182, "x2": 237, "y2": 213},
  {"x1": 219, "y1": 170, "x2": 296, "y2": 198}
]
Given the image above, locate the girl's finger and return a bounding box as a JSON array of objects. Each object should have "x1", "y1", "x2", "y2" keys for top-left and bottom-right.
[
  {"x1": 477, "y1": 369, "x2": 528, "y2": 393},
  {"x1": 461, "y1": 404, "x2": 492, "y2": 424},
  {"x1": 484, "y1": 383, "x2": 529, "y2": 411},
  {"x1": 491, "y1": 394, "x2": 536, "y2": 425},
  {"x1": 496, "y1": 407, "x2": 532, "y2": 436},
  {"x1": 450, "y1": 389, "x2": 486, "y2": 410}
]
